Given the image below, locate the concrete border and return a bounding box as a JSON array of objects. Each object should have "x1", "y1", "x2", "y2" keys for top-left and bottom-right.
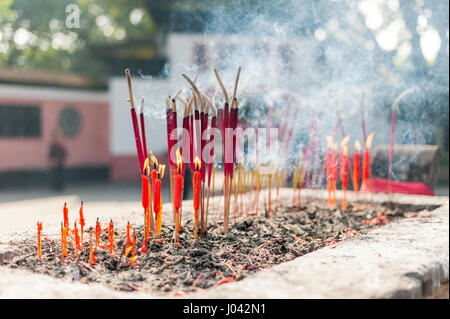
[
  {"x1": 192, "y1": 191, "x2": 449, "y2": 298},
  {"x1": 0, "y1": 189, "x2": 448, "y2": 298}
]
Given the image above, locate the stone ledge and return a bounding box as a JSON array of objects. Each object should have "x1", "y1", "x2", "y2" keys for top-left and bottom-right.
[{"x1": 192, "y1": 196, "x2": 449, "y2": 299}]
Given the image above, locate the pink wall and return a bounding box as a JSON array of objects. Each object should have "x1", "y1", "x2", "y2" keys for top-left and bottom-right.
[
  {"x1": 110, "y1": 151, "x2": 167, "y2": 182},
  {"x1": 0, "y1": 97, "x2": 109, "y2": 171}
]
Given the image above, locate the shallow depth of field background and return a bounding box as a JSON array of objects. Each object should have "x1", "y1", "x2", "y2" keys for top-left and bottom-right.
[{"x1": 0, "y1": 0, "x2": 448, "y2": 217}]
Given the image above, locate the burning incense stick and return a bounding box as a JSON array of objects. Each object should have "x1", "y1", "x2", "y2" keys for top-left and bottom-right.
[
  {"x1": 89, "y1": 227, "x2": 96, "y2": 267},
  {"x1": 141, "y1": 158, "x2": 153, "y2": 245},
  {"x1": 95, "y1": 217, "x2": 101, "y2": 249},
  {"x1": 63, "y1": 202, "x2": 69, "y2": 229},
  {"x1": 61, "y1": 222, "x2": 68, "y2": 262},
  {"x1": 173, "y1": 149, "x2": 184, "y2": 246},
  {"x1": 125, "y1": 68, "x2": 145, "y2": 172},
  {"x1": 72, "y1": 221, "x2": 80, "y2": 261},
  {"x1": 126, "y1": 221, "x2": 131, "y2": 249},
  {"x1": 139, "y1": 98, "x2": 148, "y2": 161}
]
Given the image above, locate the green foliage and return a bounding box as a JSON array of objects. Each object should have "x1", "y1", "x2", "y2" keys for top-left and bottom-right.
[{"x1": 0, "y1": 0, "x2": 157, "y2": 77}]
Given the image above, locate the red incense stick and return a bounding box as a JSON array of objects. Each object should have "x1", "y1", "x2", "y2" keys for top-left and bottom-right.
[{"x1": 125, "y1": 69, "x2": 145, "y2": 173}]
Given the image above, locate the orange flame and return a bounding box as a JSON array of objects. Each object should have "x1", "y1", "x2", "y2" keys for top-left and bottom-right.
[
  {"x1": 365, "y1": 132, "x2": 375, "y2": 149},
  {"x1": 150, "y1": 152, "x2": 158, "y2": 169},
  {"x1": 340, "y1": 136, "x2": 350, "y2": 148},
  {"x1": 326, "y1": 136, "x2": 333, "y2": 149},
  {"x1": 143, "y1": 157, "x2": 150, "y2": 176},
  {"x1": 343, "y1": 145, "x2": 349, "y2": 157},
  {"x1": 194, "y1": 156, "x2": 201, "y2": 171},
  {"x1": 158, "y1": 164, "x2": 166, "y2": 179},
  {"x1": 176, "y1": 148, "x2": 182, "y2": 173},
  {"x1": 355, "y1": 140, "x2": 361, "y2": 152}
]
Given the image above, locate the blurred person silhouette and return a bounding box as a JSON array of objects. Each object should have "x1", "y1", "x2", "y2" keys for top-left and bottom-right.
[{"x1": 48, "y1": 129, "x2": 67, "y2": 191}]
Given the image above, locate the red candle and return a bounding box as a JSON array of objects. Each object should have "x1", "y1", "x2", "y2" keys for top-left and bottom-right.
[
  {"x1": 150, "y1": 153, "x2": 163, "y2": 236},
  {"x1": 353, "y1": 141, "x2": 361, "y2": 195},
  {"x1": 174, "y1": 149, "x2": 184, "y2": 246},
  {"x1": 174, "y1": 150, "x2": 184, "y2": 211}
]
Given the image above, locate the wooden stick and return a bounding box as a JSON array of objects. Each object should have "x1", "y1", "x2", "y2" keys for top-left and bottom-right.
[
  {"x1": 231, "y1": 67, "x2": 241, "y2": 102},
  {"x1": 214, "y1": 69, "x2": 229, "y2": 104}
]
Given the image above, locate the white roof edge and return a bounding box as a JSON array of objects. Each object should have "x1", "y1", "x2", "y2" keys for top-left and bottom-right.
[{"x1": 0, "y1": 83, "x2": 108, "y2": 103}]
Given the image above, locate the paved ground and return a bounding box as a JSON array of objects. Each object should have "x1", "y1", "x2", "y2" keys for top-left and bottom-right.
[{"x1": 0, "y1": 182, "x2": 182, "y2": 236}]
